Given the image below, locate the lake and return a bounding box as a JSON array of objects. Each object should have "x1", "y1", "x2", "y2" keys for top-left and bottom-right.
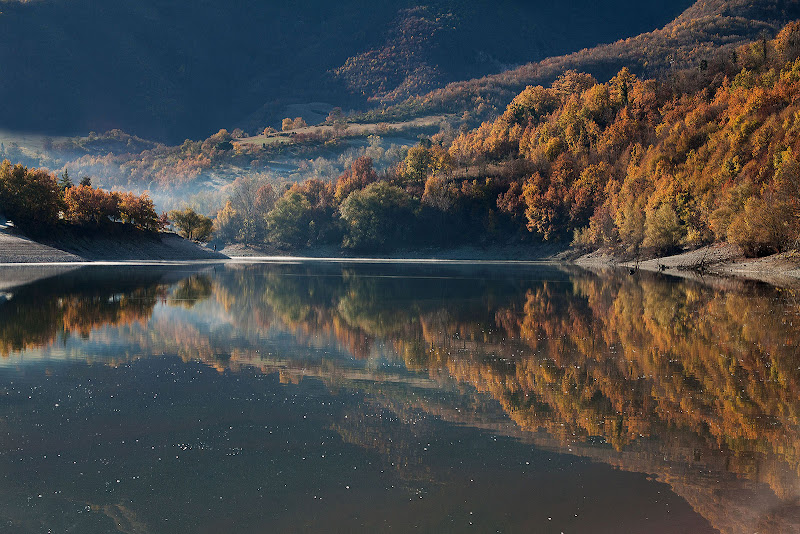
[{"x1": 0, "y1": 260, "x2": 798, "y2": 533}]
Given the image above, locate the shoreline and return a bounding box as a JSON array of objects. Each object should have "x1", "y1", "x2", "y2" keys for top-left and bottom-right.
[
  {"x1": 3, "y1": 232, "x2": 800, "y2": 287},
  {"x1": 220, "y1": 242, "x2": 800, "y2": 286},
  {"x1": 216, "y1": 242, "x2": 568, "y2": 261},
  {"x1": 0, "y1": 227, "x2": 226, "y2": 264},
  {"x1": 573, "y1": 242, "x2": 800, "y2": 287}
]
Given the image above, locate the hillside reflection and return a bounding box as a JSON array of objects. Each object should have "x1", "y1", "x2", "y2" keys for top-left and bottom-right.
[
  {"x1": 1, "y1": 262, "x2": 799, "y2": 533},
  {"x1": 0, "y1": 268, "x2": 216, "y2": 358}
]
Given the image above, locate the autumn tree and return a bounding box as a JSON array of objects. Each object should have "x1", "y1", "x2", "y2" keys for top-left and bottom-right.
[
  {"x1": 400, "y1": 143, "x2": 451, "y2": 186},
  {"x1": 551, "y1": 70, "x2": 597, "y2": 98},
  {"x1": 117, "y1": 191, "x2": 161, "y2": 232},
  {"x1": 201, "y1": 129, "x2": 233, "y2": 153},
  {"x1": 326, "y1": 107, "x2": 344, "y2": 123},
  {"x1": 643, "y1": 204, "x2": 683, "y2": 253},
  {"x1": 522, "y1": 156, "x2": 576, "y2": 240},
  {"x1": 0, "y1": 161, "x2": 62, "y2": 231},
  {"x1": 281, "y1": 117, "x2": 308, "y2": 132},
  {"x1": 63, "y1": 185, "x2": 120, "y2": 226},
  {"x1": 334, "y1": 156, "x2": 378, "y2": 203},
  {"x1": 213, "y1": 200, "x2": 239, "y2": 242}
]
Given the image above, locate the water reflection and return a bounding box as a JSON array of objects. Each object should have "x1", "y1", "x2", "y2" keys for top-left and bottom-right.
[
  {"x1": 0, "y1": 268, "x2": 171, "y2": 356},
  {"x1": 0, "y1": 262, "x2": 798, "y2": 533}
]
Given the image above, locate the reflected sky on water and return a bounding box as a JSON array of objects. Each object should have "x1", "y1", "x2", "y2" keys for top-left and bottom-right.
[{"x1": 0, "y1": 261, "x2": 798, "y2": 533}]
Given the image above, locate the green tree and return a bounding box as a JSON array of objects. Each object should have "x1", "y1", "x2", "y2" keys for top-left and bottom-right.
[
  {"x1": 266, "y1": 190, "x2": 313, "y2": 247},
  {"x1": 168, "y1": 208, "x2": 213, "y2": 241},
  {"x1": 339, "y1": 182, "x2": 416, "y2": 250},
  {"x1": 58, "y1": 169, "x2": 73, "y2": 191}
]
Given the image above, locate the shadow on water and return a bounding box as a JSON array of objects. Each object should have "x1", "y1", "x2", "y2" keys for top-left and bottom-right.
[{"x1": 0, "y1": 261, "x2": 798, "y2": 533}]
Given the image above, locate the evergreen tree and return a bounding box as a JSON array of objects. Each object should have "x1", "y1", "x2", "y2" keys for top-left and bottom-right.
[{"x1": 58, "y1": 169, "x2": 73, "y2": 191}]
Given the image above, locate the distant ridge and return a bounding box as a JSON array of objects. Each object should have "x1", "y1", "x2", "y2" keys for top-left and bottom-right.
[{"x1": 366, "y1": 0, "x2": 800, "y2": 121}]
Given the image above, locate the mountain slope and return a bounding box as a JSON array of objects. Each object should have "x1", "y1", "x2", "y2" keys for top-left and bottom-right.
[
  {"x1": 0, "y1": 0, "x2": 692, "y2": 142},
  {"x1": 367, "y1": 0, "x2": 800, "y2": 122}
]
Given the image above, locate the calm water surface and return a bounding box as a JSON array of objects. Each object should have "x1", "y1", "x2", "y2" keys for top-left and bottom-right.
[{"x1": 0, "y1": 261, "x2": 798, "y2": 533}]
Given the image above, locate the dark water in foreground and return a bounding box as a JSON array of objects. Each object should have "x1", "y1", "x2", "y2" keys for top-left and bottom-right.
[{"x1": 0, "y1": 261, "x2": 799, "y2": 533}]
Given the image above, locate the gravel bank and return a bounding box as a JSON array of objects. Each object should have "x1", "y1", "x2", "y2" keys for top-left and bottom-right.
[{"x1": 0, "y1": 232, "x2": 83, "y2": 263}]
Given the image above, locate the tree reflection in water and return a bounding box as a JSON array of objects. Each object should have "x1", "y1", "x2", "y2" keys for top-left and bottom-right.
[{"x1": 1, "y1": 262, "x2": 799, "y2": 533}]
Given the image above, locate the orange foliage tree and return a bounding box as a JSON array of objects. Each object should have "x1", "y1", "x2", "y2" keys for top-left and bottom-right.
[
  {"x1": 63, "y1": 185, "x2": 121, "y2": 226},
  {"x1": 0, "y1": 161, "x2": 62, "y2": 231}
]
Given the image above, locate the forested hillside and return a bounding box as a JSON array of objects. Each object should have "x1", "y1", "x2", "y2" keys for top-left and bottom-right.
[
  {"x1": 211, "y1": 22, "x2": 800, "y2": 257},
  {"x1": 0, "y1": 0, "x2": 691, "y2": 141},
  {"x1": 2, "y1": 0, "x2": 800, "y2": 259}
]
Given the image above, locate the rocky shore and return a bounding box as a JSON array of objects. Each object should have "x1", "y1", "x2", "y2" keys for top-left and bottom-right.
[{"x1": 573, "y1": 243, "x2": 800, "y2": 287}]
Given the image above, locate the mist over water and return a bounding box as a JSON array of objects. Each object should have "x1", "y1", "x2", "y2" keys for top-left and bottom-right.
[{"x1": 0, "y1": 261, "x2": 797, "y2": 533}]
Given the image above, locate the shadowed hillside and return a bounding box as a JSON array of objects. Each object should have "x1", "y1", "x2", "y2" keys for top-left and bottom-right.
[{"x1": 0, "y1": 0, "x2": 692, "y2": 142}]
